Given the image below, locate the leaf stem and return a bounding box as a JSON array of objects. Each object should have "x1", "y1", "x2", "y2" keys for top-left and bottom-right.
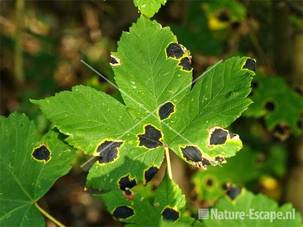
[
  {"x1": 35, "y1": 203, "x2": 66, "y2": 227},
  {"x1": 165, "y1": 146, "x2": 173, "y2": 180}
]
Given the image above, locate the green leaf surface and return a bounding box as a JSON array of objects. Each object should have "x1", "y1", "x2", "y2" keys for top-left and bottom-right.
[
  {"x1": 113, "y1": 16, "x2": 192, "y2": 113},
  {"x1": 164, "y1": 57, "x2": 255, "y2": 166},
  {"x1": 200, "y1": 190, "x2": 303, "y2": 227},
  {"x1": 100, "y1": 174, "x2": 186, "y2": 226},
  {"x1": 0, "y1": 113, "x2": 75, "y2": 226},
  {"x1": 245, "y1": 74, "x2": 303, "y2": 135},
  {"x1": 32, "y1": 85, "x2": 135, "y2": 155},
  {"x1": 134, "y1": 0, "x2": 167, "y2": 18}
]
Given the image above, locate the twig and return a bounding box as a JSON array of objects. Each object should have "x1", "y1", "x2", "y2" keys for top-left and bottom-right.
[{"x1": 35, "y1": 203, "x2": 66, "y2": 227}]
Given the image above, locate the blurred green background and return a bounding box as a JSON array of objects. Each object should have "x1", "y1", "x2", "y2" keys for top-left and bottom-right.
[{"x1": 0, "y1": 0, "x2": 302, "y2": 226}]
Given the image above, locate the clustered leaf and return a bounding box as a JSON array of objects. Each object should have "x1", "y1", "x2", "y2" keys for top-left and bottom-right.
[
  {"x1": 0, "y1": 113, "x2": 75, "y2": 226},
  {"x1": 192, "y1": 145, "x2": 287, "y2": 203},
  {"x1": 133, "y1": 0, "x2": 167, "y2": 18},
  {"x1": 245, "y1": 74, "x2": 303, "y2": 137}
]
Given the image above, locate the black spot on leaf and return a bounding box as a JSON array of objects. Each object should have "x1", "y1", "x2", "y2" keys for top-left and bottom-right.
[
  {"x1": 110, "y1": 55, "x2": 120, "y2": 65},
  {"x1": 201, "y1": 158, "x2": 211, "y2": 167},
  {"x1": 159, "y1": 102, "x2": 175, "y2": 120},
  {"x1": 210, "y1": 128, "x2": 228, "y2": 145},
  {"x1": 119, "y1": 176, "x2": 136, "y2": 191},
  {"x1": 273, "y1": 124, "x2": 290, "y2": 141},
  {"x1": 243, "y1": 58, "x2": 256, "y2": 72},
  {"x1": 161, "y1": 207, "x2": 179, "y2": 221},
  {"x1": 97, "y1": 140, "x2": 122, "y2": 163},
  {"x1": 226, "y1": 187, "x2": 241, "y2": 200},
  {"x1": 32, "y1": 145, "x2": 51, "y2": 162},
  {"x1": 221, "y1": 182, "x2": 230, "y2": 191},
  {"x1": 264, "y1": 101, "x2": 275, "y2": 111},
  {"x1": 215, "y1": 156, "x2": 225, "y2": 164},
  {"x1": 179, "y1": 57, "x2": 192, "y2": 71},
  {"x1": 113, "y1": 206, "x2": 134, "y2": 219},
  {"x1": 218, "y1": 11, "x2": 230, "y2": 22},
  {"x1": 166, "y1": 43, "x2": 184, "y2": 59},
  {"x1": 138, "y1": 125, "x2": 162, "y2": 148},
  {"x1": 144, "y1": 166, "x2": 159, "y2": 183},
  {"x1": 181, "y1": 146, "x2": 202, "y2": 162},
  {"x1": 206, "y1": 178, "x2": 213, "y2": 186}
]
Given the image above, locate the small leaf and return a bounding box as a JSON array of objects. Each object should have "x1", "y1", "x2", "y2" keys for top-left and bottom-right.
[
  {"x1": 0, "y1": 113, "x2": 75, "y2": 226},
  {"x1": 134, "y1": 0, "x2": 167, "y2": 18}
]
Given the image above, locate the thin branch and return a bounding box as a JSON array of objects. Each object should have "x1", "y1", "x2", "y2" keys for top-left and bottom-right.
[{"x1": 35, "y1": 203, "x2": 66, "y2": 227}]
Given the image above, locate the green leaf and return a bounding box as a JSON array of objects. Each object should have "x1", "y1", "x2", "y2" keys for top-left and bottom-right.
[
  {"x1": 113, "y1": 16, "x2": 192, "y2": 113},
  {"x1": 164, "y1": 57, "x2": 255, "y2": 166},
  {"x1": 134, "y1": 0, "x2": 167, "y2": 18},
  {"x1": 201, "y1": 190, "x2": 303, "y2": 226},
  {"x1": 31, "y1": 85, "x2": 135, "y2": 155},
  {"x1": 0, "y1": 113, "x2": 75, "y2": 226},
  {"x1": 33, "y1": 16, "x2": 255, "y2": 196},
  {"x1": 245, "y1": 74, "x2": 303, "y2": 136},
  {"x1": 100, "y1": 174, "x2": 186, "y2": 226}
]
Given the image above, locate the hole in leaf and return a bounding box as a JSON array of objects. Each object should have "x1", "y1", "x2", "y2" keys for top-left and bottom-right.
[
  {"x1": 209, "y1": 128, "x2": 228, "y2": 145},
  {"x1": 264, "y1": 101, "x2": 275, "y2": 111},
  {"x1": 166, "y1": 43, "x2": 184, "y2": 59},
  {"x1": 96, "y1": 140, "x2": 122, "y2": 163},
  {"x1": 32, "y1": 145, "x2": 51, "y2": 163},
  {"x1": 161, "y1": 207, "x2": 179, "y2": 221},
  {"x1": 144, "y1": 166, "x2": 159, "y2": 183},
  {"x1": 138, "y1": 125, "x2": 162, "y2": 149},
  {"x1": 243, "y1": 58, "x2": 256, "y2": 72},
  {"x1": 113, "y1": 206, "x2": 134, "y2": 219},
  {"x1": 159, "y1": 102, "x2": 175, "y2": 120},
  {"x1": 226, "y1": 187, "x2": 241, "y2": 200},
  {"x1": 179, "y1": 57, "x2": 192, "y2": 71},
  {"x1": 119, "y1": 175, "x2": 136, "y2": 191}
]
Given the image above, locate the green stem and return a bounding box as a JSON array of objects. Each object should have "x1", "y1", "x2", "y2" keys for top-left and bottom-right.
[
  {"x1": 35, "y1": 203, "x2": 66, "y2": 227},
  {"x1": 165, "y1": 147, "x2": 173, "y2": 180},
  {"x1": 15, "y1": 0, "x2": 24, "y2": 83}
]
